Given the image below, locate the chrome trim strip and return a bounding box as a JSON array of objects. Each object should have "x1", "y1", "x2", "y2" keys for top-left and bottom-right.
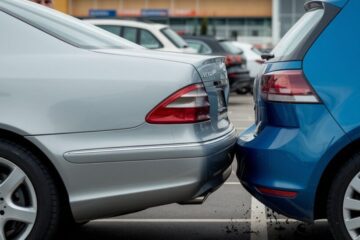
[{"x1": 64, "y1": 128, "x2": 237, "y2": 164}]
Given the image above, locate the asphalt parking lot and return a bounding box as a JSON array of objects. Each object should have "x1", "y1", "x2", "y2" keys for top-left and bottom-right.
[{"x1": 69, "y1": 95, "x2": 334, "y2": 240}]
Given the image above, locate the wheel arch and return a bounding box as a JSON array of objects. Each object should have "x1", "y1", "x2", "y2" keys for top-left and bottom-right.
[
  {"x1": 314, "y1": 138, "x2": 360, "y2": 219},
  {"x1": 0, "y1": 128, "x2": 73, "y2": 218}
]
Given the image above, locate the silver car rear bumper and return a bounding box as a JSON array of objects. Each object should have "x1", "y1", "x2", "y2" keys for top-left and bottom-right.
[{"x1": 28, "y1": 128, "x2": 237, "y2": 222}]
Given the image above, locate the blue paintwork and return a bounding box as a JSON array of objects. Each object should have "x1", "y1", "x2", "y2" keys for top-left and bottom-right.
[
  {"x1": 236, "y1": 0, "x2": 359, "y2": 221},
  {"x1": 321, "y1": 0, "x2": 348, "y2": 8},
  {"x1": 237, "y1": 103, "x2": 349, "y2": 221},
  {"x1": 304, "y1": 0, "x2": 360, "y2": 141}
]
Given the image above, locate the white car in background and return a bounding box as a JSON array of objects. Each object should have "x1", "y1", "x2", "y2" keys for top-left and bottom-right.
[
  {"x1": 231, "y1": 42, "x2": 264, "y2": 81},
  {"x1": 85, "y1": 19, "x2": 195, "y2": 53}
]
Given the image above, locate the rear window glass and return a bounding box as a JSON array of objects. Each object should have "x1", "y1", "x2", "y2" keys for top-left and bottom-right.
[
  {"x1": 272, "y1": 9, "x2": 325, "y2": 59},
  {"x1": 219, "y1": 41, "x2": 242, "y2": 55},
  {"x1": 187, "y1": 40, "x2": 212, "y2": 54},
  {"x1": 0, "y1": 0, "x2": 140, "y2": 50},
  {"x1": 97, "y1": 25, "x2": 122, "y2": 36},
  {"x1": 139, "y1": 29, "x2": 162, "y2": 49},
  {"x1": 122, "y1": 27, "x2": 137, "y2": 43},
  {"x1": 161, "y1": 28, "x2": 188, "y2": 49}
]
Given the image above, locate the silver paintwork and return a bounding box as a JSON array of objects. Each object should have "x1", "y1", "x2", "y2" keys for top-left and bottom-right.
[
  {"x1": 343, "y1": 174, "x2": 360, "y2": 240},
  {"x1": 0, "y1": 0, "x2": 236, "y2": 223},
  {"x1": 0, "y1": 158, "x2": 37, "y2": 240}
]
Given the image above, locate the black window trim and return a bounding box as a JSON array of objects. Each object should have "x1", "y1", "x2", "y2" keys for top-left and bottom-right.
[{"x1": 269, "y1": 1, "x2": 341, "y2": 63}]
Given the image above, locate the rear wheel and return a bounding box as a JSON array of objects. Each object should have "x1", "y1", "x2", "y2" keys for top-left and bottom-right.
[
  {"x1": 236, "y1": 88, "x2": 250, "y2": 95},
  {"x1": 0, "y1": 140, "x2": 60, "y2": 240},
  {"x1": 328, "y1": 153, "x2": 360, "y2": 240}
]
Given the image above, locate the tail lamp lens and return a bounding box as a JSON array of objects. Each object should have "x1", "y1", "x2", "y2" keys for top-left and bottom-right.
[
  {"x1": 261, "y1": 70, "x2": 319, "y2": 103},
  {"x1": 225, "y1": 55, "x2": 234, "y2": 66},
  {"x1": 146, "y1": 84, "x2": 210, "y2": 124},
  {"x1": 225, "y1": 55, "x2": 242, "y2": 66}
]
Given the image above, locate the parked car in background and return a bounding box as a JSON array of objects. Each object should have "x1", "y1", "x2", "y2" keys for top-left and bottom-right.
[
  {"x1": 184, "y1": 36, "x2": 252, "y2": 94},
  {"x1": 84, "y1": 19, "x2": 196, "y2": 53},
  {"x1": 0, "y1": 1, "x2": 237, "y2": 239},
  {"x1": 231, "y1": 42, "x2": 263, "y2": 82},
  {"x1": 236, "y1": 1, "x2": 359, "y2": 240}
]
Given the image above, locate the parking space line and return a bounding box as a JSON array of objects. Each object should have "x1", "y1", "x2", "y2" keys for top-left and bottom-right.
[
  {"x1": 224, "y1": 182, "x2": 241, "y2": 185},
  {"x1": 250, "y1": 197, "x2": 268, "y2": 240},
  {"x1": 92, "y1": 218, "x2": 302, "y2": 223}
]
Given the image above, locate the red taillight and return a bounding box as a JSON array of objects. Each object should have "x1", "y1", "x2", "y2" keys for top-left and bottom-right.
[
  {"x1": 261, "y1": 70, "x2": 320, "y2": 103},
  {"x1": 146, "y1": 84, "x2": 210, "y2": 124},
  {"x1": 256, "y1": 187, "x2": 297, "y2": 198},
  {"x1": 225, "y1": 55, "x2": 242, "y2": 66},
  {"x1": 235, "y1": 55, "x2": 242, "y2": 63},
  {"x1": 225, "y1": 55, "x2": 234, "y2": 66}
]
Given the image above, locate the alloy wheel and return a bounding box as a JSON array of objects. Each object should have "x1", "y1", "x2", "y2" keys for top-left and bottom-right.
[{"x1": 0, "y1": 157, "x2": 37, "y2": 240}]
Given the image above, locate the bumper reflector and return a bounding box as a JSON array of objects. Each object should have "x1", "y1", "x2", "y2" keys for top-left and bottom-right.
[{"x1": 256, "y1": 187, "x2": 297, "y2": 198}]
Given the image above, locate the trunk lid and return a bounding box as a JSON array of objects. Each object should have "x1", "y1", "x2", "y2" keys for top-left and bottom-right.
[
  {"x1": 95, "y1": 49, "x2": 231, "y2": 132},
  {"x1": 196, "y1": 57, "x2": 231, "y2": 132}
]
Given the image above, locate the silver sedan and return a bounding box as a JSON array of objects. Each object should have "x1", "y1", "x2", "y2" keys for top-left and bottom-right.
[{"x1": 0, "y1": 0, "x2": 236, "y2": 239}]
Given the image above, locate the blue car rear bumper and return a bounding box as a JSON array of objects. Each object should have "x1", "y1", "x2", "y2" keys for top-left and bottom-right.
[{"x1": 236, "y1": 104, "x2": 348, "y2": 222}]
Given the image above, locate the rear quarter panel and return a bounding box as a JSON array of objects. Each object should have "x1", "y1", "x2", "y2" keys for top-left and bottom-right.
[
  {"x1": 303, "y1": 0, "x2": 360, "y2": 141},
  {"x1": 322, "y1": 0, "x2": 348, "y2": 7},
  {"x1": 0, "y1": 11, "x2": 199, "y2": 135}
]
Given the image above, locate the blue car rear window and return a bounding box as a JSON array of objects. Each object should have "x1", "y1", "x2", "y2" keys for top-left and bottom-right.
[{"x1": 272, "y1": 9, "x2": 325, "y2": 60}]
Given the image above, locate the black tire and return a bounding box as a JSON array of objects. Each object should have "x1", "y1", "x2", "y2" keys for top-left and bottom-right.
[
  {"x1": 0, "y1": 139, "x2": 60, "y2": 240},
  {"x1": 236, "y1": 88, "x2": 250, "y2": 95},
  {"x1": 327, "y1": 153, "x2": 360, "y2": 240}
]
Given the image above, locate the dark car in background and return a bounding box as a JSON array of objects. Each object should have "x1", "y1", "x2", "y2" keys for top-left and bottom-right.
[{"x1": 184, "y1": 36, "x2": 252, "y2": 94}]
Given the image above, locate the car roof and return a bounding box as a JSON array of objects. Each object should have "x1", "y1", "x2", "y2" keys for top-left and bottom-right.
[
  {"x1": 232, "y1": 42, "x2": 253, "y2": 48},
  {"x1": 183, "y1": 36, "x2": 227, "y2": 54},
  {"x1": 84, "y1": 19, "x2": 168, "y2": 30}
]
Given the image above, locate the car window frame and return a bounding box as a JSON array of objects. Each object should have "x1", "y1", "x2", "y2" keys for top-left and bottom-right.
[
  {"x1": 138, "y1": 28, "x2": 163, "y2": 49},
  {"x1": 269, "y1": 2, "x2": 340, "y2": 62}
]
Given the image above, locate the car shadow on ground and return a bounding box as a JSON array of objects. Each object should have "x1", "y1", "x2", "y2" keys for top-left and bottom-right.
[
  {"x1": 268, "y1": 221, "x2": 334, "y2": 240},
  {"x1": 66, "y1": 220, "x2": 334, "y2": 240}
]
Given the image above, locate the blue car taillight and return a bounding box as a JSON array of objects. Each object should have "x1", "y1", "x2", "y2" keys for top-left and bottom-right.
[{"x1": 261, "y1": 70, "x2": 320, "y2": 103}]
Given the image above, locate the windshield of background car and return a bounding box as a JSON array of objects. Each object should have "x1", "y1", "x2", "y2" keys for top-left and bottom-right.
[
  {"x1": 161, "y1": 27, "x2": 188, "y2": 48},
  {"x1": 271, "y1": 8, "x2": 325, "y2": 59},
  {"x1": 219, "y1": 41, "x2": 242, "y2": 55},
  {"x1": 0, "y1": 0, "x2": 141, "y2": 50}
]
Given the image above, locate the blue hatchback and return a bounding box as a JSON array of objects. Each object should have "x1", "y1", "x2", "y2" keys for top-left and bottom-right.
[{"x1": 236, "y1": 0, "x2": 360, "y2": 239}]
